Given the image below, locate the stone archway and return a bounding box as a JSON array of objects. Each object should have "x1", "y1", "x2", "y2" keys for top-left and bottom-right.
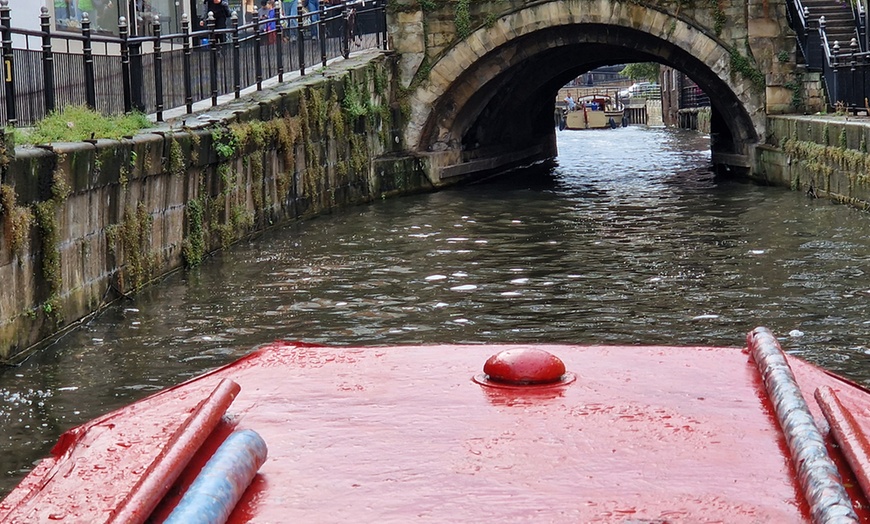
[{"x1": 395, "y1": 0, "x2": 771, "y2": 178}]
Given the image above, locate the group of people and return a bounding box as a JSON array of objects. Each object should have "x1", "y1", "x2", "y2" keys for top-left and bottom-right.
[
  {"x1": 202, "y1": 0, "x2": 322, "y2": 33},
  {"x1": 563, "y1": 93, "x2": 604, "y2": 112}
]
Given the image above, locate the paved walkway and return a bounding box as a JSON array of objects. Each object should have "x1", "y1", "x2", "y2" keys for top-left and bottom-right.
[{"x1": 149, "y1": 45, "x2": 384, "y2": 130}]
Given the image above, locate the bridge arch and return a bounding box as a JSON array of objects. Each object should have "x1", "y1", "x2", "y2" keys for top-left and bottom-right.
[{"x1": 400, "y1": 0, "x2": 766, "y2": 176}]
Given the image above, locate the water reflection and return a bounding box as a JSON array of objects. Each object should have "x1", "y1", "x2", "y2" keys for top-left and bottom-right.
[{"x1": 2, "y1": 126, "x2": 870, "y2": 495}]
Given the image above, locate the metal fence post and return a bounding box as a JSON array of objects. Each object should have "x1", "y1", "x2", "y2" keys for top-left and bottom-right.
[
  {"x1": 82, "y1": 13, "x2": 96, "y2": 110},
  {"x1": 153, "y1": 17, "x2": 164, "y2": 121},
  {"x1": 832, "y1": 40, "x2": 840, "y2": 109},
  {"x1": 341, "y1": 3, "x2": 349, "y2": 60},
  {"x1": 254, "y1": 12, "x2": 263, "y2": 90},
  {"x1": 275, "y1": 3, "x2": 284, "y2": 83},
  {"x1": 319, "y1": 9, "x2": 327, "y2": 67},
  {"x1": 1, "y1": 0, "x2": 16, "y2": 125},
  {"x1": 39, "y1": 7, "x2": 55, "y2": 115},
  {"x1": 865, "y1": 53, "x2": 870, "y2": 112},
  {"x1": 130, "y1": 38, "x2": 145, "y2": 112},
  {"x1": 208, "y1": 11, "x2": 218, "y2": 106},
  {"x1": 119, "y1": 16, "x2": 132, "y2": 113},
  {"x1": 182, "y1": 14, "x2": 193, "y2": 114},
  {"x1": 381, "y1": 3, "x2": 388, "y2": 50},
  {"x1": 298, "y1": 12, "x2": 306, "y2": 76},
  {"x1": 851, "y1": 38, "x2": 858, "y2": 111},
  {"x1": 232, "y1": 12, "x2": 240, "y2": 99}
]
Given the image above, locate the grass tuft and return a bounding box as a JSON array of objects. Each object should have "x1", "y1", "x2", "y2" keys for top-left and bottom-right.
[{"x1": 15, "y1": 105, "x2": 151, "y2": 145}]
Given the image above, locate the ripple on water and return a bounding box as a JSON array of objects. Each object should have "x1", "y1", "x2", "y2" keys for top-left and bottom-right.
[{"x1": 4, "y1": 127, "x2": 870, "y2": 497}]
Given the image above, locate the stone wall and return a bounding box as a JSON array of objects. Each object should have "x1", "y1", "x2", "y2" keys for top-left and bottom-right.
[
  {"x1": 0, "y1": 52, "x2": 434, "y2": 363},
  {"x1": 754, "y1": 116, "x2": 870, "y2": 209}
]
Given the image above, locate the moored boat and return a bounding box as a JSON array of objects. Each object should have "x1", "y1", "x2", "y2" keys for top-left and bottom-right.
[
  {"x1": 563, "y1": 94, "x2": 625, "y2": 130},
  {"x1": 2, "y1": 327, "x2": 870, "y2": 522}
]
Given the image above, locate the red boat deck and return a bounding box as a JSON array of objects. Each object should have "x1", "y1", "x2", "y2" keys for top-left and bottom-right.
[{"x1": 3, "y1": 331, "x2": 870, "y2": 523}]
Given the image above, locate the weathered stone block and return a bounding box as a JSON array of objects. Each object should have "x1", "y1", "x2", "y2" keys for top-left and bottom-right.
[{"x1": 52, "y1": 142, "x2": 95, "y2": 195}]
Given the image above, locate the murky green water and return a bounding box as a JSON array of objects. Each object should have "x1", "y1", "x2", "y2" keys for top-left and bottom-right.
[{"x1": 2, "y1": 126, "x2": 870, "y2": 496}]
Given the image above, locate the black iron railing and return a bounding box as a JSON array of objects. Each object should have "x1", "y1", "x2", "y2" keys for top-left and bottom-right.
[
  {"x1": 0, "y1": 0, "x2": 388, "y2": 127},
  {"x1": 816, "y1": 17, "x2": 870, "y2": 111},
  {"x1": 785, "y1": 0, "x2": 870, "y2": 110},
  {"x1": 786, "y1": 0, "x2": 823, "y2": 71}
]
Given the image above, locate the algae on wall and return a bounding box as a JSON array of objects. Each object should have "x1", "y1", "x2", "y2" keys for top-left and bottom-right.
[
  {"x1": 0, "y1": 53, "x2": 431, "y2": 363},
  {"x1": 756, "y1": 116, "x2": 870, "y2": 210}
]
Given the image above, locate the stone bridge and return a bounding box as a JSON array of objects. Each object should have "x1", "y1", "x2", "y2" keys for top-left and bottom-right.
[{"x1": 387, "y1": 0, "x2": 796, "y2": 179}]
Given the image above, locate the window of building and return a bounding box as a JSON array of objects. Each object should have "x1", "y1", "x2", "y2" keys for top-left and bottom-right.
[{"x1": 54, "y1": 0, "x2": 122, "y2": 34}]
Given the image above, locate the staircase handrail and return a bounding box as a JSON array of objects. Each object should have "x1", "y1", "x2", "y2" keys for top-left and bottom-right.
[
  {"x1": 816, "y1": 17, "x2": 870, "y2": 110},
  {"x1": 793, "y1": 0, "x2": 811, "y2": 29},
  {"x1": 817, "y1": 17, "x2": 868, "y2": 68},
  {"x1": 787, "y1": 0, "x2": 823, "y2": 70},
  {"x1": 856, "y1": 0, "x2": 869, "y2": 52}
]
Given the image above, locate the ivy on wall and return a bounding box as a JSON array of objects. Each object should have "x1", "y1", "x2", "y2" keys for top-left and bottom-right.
[
  {"x1": 729, "y1": 46, "x2": 766, "y2": 92},
  {"x1": 454, "y1": 0, "x2": 471, "y2": 39}
]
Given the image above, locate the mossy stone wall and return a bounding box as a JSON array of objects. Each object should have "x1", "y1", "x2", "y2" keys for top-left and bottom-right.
[
  {"x1": 754, "y1": 116, "x2": 870, "y2": 209},
  {"x1": 0, "y1": 53, "x2": 433, "y2": 363}
]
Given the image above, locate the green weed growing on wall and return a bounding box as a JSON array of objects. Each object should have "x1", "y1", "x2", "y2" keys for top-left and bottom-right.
[
  {"x1": 212, "y1": 127, "x2": 241, "y2": 160},
  {"x1": 32, "y1": 168, "x2": 70, "y2": 321},
  {"x1": 729, "y1": 48, "x2": 765, "y2": 92},
  {"x1": 1, "y1": 184, "x2": 33, "y2": 259},
  {"x1": 183, "y1": 198, "x2": 206, "y2": 266},
  {"x1": 168, "y1": 136, "x2": 185, "y2": 177},
  {"x1": 709, "y1": 0, "x2": 725, "y2": 36},
  {"x1": 783, "y1": 136, "x2": 870, "y2": 194},
  {"x1": 784, "y1": 75, "x2": 804, "y2": 110},
  {"x1": 343, "y1": 75, "x2": 370, "y2": 119},
  {"x1": 454, "y1": 0, "x2": 471, "y2": 39},
  {"x1": 113, "y1": 202, "x2": 155, "y2": 289}
]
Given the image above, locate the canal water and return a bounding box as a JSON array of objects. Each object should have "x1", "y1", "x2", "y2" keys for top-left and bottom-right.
[{"x1": 2, "y1": 125, "x2": 870, "y2": 496}]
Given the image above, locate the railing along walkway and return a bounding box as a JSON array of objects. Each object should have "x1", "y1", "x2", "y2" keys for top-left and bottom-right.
[{"x1": 0, "y1": 0, "x2": 387, "y2": 127}]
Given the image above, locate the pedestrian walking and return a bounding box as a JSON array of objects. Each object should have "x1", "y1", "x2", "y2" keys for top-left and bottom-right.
[{"x1": 201, "y1": 0, "x2": 232, "y2": 42}]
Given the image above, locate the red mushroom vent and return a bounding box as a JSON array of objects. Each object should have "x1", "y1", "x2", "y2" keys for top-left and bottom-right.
[{"x1": 475, "y1": 348, "x2": 575, "y2": 388}]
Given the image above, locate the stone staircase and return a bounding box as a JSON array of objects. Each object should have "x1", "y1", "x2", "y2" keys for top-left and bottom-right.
[{"x1": 801, "y1": 0, "x2": 859, "y2": 54}]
